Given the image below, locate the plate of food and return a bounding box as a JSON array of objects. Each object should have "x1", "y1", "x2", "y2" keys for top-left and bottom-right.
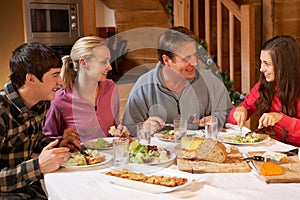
[
  {"x1": 154, "y1": 130, "x2": 175, "y2": 142},
  {"x1": 219, "y1": 132, "x2": 270, "y2": 145},
  {"x1": 128, "y1": 141, "x2": 176, "y2": 165},
  {"x1": 83, "y1": 137, "x2": 114, "y2": 150},
  {"x1": 101, "y1": 164, "x2": 196, "y2": 193},
  {"x1": 154, "y1": 130, "x2": 204, "y2": 142},
  {"x1": 62, "y1": 150, "x2": 112, "y2": 168}
]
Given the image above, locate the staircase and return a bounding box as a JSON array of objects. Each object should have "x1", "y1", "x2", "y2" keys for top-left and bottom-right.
[{"x1": 100, "y1": 0, "x2": 171, "y2": 73}]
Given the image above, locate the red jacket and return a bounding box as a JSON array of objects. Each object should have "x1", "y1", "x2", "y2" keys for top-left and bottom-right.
[{"x1": 227, "y1": 82, "x2": 300, "y2": 147}]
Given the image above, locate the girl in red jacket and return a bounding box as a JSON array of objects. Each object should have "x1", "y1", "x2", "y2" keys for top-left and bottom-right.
[{"x1": 227, "y1": 35, "x2": 300, "y2": 147}]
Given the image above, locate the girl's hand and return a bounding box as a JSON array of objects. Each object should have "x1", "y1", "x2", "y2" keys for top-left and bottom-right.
[
  {"x1": 233, "y1": 106, "x2": 248, "y2": 127},
  {"x1": 258, "y1": 112, "x2": 283, "y2": 129},
  {"x1": 117, "y1": 124, "x2": 130, "y2": 137}
]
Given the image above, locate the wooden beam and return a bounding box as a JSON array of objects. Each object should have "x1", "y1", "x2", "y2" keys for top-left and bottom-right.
[
  {"x1": 193, "y1": 0, "x2": 199, "y2": 38},
  {"x1": 82, "y1": 0, "x2": 96, "y2": 36},
  {"x1": 217, "y1": 0, "x2": 223, "y2": 71},
  {"x1": 229, "y1": 12, "x2": 234, "y2": 82},
  {"x1": 262, "y1": 0, "x2": 274, "y2": 43},
  {"x1": 174, "y1": 0, "x2": 191, "y2": 28},
  {"x1": 205, "y1": 0, "x2": 211, "y2": 53},
  {"x1": 220, "y1": 0, "x2": 241, "y2": 20},
  {"x1": 240, "y1": 4, "x2": 255, "y2": 94}
]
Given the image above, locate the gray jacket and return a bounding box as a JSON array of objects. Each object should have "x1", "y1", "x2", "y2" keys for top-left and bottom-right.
[{"x1": 122, "y1": 62, "x2": 233, "y2": 135}]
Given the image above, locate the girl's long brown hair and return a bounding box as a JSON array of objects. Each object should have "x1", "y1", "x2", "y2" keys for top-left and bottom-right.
[{"x1": 255, "y1": 35, "x2": 300, "y2": 117}]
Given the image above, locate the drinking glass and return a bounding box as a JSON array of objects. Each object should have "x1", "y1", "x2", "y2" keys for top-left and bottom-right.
[
  {"x1": 204, "y1": 116, "x2": 218, "y2": 140},
  {"x1": 136, "y1": 122, "x2": 151, "y2": 145},
  {"x1": 113, "y1": 138, "x2": 129, "y2": 166},
  {"x1": 173, "y1": 118, "x2": 187, "y2": 143}
]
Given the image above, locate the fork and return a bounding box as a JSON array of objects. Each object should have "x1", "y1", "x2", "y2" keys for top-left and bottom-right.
[
  {"x1": 75, "y1": 146, "x2": 89, "y2": 157},
  {"x1": 239, "y1": 127, "x2": 243, "y2": 136}
]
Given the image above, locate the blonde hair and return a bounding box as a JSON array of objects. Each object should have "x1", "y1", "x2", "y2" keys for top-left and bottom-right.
[{"x1": 61, "y1": 36, "x2": 107, "y2": 89}]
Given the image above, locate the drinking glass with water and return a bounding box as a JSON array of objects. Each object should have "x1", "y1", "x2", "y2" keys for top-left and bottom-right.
[
  {"x1": 204, "y1": 116, "x2": 218, "y2": 140},
  {"x1": 173, "y1": 118, "x2": 187, "y2": 143},
  {"x1": 113, "y1": 138, "x2": 129, "y2": 166}
]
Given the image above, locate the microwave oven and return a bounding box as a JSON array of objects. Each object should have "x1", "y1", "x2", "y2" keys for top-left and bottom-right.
[{"x1": 23, "y1": 0, "x2": 83, "y2": 46}]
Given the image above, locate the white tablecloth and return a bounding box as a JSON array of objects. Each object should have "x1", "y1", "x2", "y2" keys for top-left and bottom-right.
[{"x1": 44, "y1": 124, "x2": 300, "y2": 200}]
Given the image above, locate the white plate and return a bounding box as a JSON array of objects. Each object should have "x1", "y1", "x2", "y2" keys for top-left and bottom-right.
[
  {"x1": 62, "y1": 152, "x2": 112, "y2": 169},
  {"x1": 83, "y1": 137, "x2": 114, "y2": 150},
  {"x1": 153, "y1": 132, "x2": 174, "y2": 142},
  {"x1": 101, "y1": 164, "x2": 197, "y2": 193},
  {"x1": 130, "y1": 152, "x2": 176, "y2": 165},
  {"x1": 219, "y1": 134, "x2": 270, "y2": 145},
  {"x1": 154, "y1": 130, "x2": 204, "y2": 142}
]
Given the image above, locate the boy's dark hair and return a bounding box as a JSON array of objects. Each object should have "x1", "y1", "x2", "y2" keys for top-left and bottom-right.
[{"x1": 9, "y1": 42, "x2": 62, "y2": 89}]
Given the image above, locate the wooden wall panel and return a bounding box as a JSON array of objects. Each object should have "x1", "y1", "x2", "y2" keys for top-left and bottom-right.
[
  {"x1": 274, "y1": 1, "x2": 300, "y2": 19},
  {"x1": 101, "y1": 0, "x2": 163, "y2": 10},
  {"x1": 115, "y1": 11, "x2": 169, "y2": 25},
  {"x1": 0, "y1": 0, "x2": 24, "y2": 87},
  {"x1": 273, "y1": 0, "x2": 300, "y2": 41},
  {"x1": 274, "y1": 20, "x2": 300, "y2": 37},
  {"x1": 82, "y1": 0, "x2": 96, "y2": 36}
]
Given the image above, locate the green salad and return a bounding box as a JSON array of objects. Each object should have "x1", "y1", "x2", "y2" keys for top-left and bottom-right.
[
  {"x1": 95, "y1": 137, "x2": 112, "y2": 148},
  {"x1": 67, "y1": 149, "x2": 103, "y2": 166},
  {"x1": 128, "y1": 141, "x2": 170, "y2": 164},
  {"x1": 235, "y1": 133, "x2": 263, "y2": 143}
]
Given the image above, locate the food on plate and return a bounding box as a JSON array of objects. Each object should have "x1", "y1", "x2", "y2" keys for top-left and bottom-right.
[
  {"x1": 108, "y1": 126, "x2": 135, "y2": 142},
  {"x1": 160, "y1": 130, "x2": 174, "y2": 140},
  {"x1": 235, "y1": 132, "x2": 264, "y2": 143},
  {"x1": 67, "y1": 149, "x2": 105, "y2": 166},
  {"x1": 106, "y1": 169, "x2": 188, "y2": 187},
  {"x1": 260, "y1": 161, "x2": 283, "y2": 176},
  {"x1": 108, "y1": 126, "x2": 117, "y2": 136},
  {"x1": 221, "y1": 132, "x2": 269, "y2": 144},
  {"x1": 261, "y1": 151, "x2": 288, "y2": 163},
  {"x1": 92, "y1": 137, "x2": 113, "y2": 149},
  {"x1": 177, "y1": 138, "x2": 227, "y2": 163},
  {"x1": 128, "y1": 141, "x2": 171, "y2": 164},
  {"x1": 181, "y1": 137, "x2": 204, "y2": 151}
]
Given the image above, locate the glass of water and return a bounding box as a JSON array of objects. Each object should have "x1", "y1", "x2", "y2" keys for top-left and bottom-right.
[
  {"x1": 113, "y1": 138, "x2": 129, "y2": 166},
  {"x1": 204, "y1": 116, "x2": 218, "y2": 140},
  {"x1": 136, "y1": 122, "x2": 151, "y2": 145},
  {"x1": 173, "y1": 118, "x2": 187, "y2": 143}
]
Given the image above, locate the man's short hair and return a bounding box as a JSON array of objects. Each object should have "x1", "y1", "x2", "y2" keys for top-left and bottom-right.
[
  {"x1": 157, "y1": 26, "x2": 199, "y2": 63},
  {"x1": 9, "y1": 42, "x2": 62, "y2": 89}
]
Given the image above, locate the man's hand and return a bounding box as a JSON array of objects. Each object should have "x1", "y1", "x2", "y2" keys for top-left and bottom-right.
[
  {"x1": 144, "y1": 116, "x2": 165, "y2": 134},
  {"x1": 38, "y1": 140, "x2": 70, "y2": 174},
  {"x1": 258, "y1": 112, "x2": 283, "y2": 129},
  {"x1": 59, "y1": 128, "x2": 81, "y2": 151}
]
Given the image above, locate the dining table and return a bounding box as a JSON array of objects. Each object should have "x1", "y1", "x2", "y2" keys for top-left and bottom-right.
[{"x1": 44, "y1": 124, "x2": 300, "y2": 200}]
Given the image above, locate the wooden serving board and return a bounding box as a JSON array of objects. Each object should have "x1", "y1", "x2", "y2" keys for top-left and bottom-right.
[
  {"x1": 248, "y1": 151, "x2": 300, "y2": 183},
  {"x1": 176, "y1": 146, "x2": 251, "y2": 173}
]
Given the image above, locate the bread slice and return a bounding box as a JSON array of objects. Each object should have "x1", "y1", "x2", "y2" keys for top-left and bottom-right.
[{"x1": 196, "y1": 138, "x2": 227, "y2": 163}]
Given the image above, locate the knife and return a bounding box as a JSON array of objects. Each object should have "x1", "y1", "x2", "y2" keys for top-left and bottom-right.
[
  {"x1": 278, "y1": 148, "x2": 298, "y2": 156},
  {"x1": 243, "y1": 156, "x2": 280, "y2": 164}
]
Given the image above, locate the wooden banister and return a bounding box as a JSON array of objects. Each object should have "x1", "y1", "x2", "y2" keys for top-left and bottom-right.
[
  {"x1": 173, "y1": 0, "x2": 256, "y2": 128},
  {"x1": 204, "y1": 0, "x2": 211, "y2": 53},
  {"x1": 240, "y1": 4, "x2": 255, "y2": 94},
  {"x1": 217, "y1": 0, "x2": 255, "y2": 94},
  {"x1": 220, "y1": 0, "x2": 241, "y2": 20}
]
